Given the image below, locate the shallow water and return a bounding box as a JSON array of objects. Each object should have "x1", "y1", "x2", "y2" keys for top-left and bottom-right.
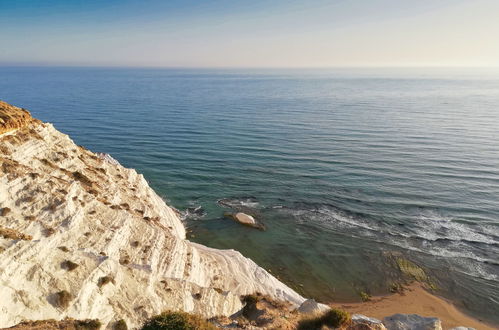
[{"x1": 1, "y1": 67, "x2": 498, "y2": 323}]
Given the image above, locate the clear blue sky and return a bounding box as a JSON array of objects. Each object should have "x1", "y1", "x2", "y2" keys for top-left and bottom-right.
[{"x1": 1, "y1": 0, "x2": 498, "y2": 67}]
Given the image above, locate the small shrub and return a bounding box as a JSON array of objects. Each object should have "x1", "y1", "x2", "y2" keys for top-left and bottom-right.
[
  {"x1": 0, "y1": 227, "x2": 32, "y2": 240},
  {"x1": 58, "y1": 246, "x2": 69, "y2": 252},
  {"x1": 113, "y1": 319, "x2": 128, "y2": 330},
  {"x1": 141, "y1": 311, "x2": 217, "y2": 330},
  {"x1": 298, "y1": 308, "x2": 351, "y2": 330},
  {"x1": 359, "y1": 291, "x2": 371, "y2": 302},
  {"x1": 54, "y1": 290, "x2": 72, "y2": 308},
  {"x1": 98, "y1": 275, "x2": 114, "y2": 288},
  {"x1": 390, "y1": 282, "x2": 404, "y2": 293},
  {"x1": 1, "y1": 207, "x2": 11, "y2": 216},
  {"x1": 44, "y1": 227, "x2": 55, "y2": 237},
  {"x1": 119, "y1": 256, "x2": 130, "y2": 265},
  {"x1": 131, "y1": 240, "x2": 140, "y2": 248},
  {"x1": 241, "y1": 293, "x2": 262, "y2": 318},
  {"x1": 61, "y1": 260, "x2": 79, "y2": 271},
  {"x1": 75, "y1": 319, "x2": 102, "y2": 330},
  {"x1": 72, "y1": 171, "x2": 93, "y2": 188},
  {"x1": 192, "y1": 293, "x2": 202, "y2": 300}
]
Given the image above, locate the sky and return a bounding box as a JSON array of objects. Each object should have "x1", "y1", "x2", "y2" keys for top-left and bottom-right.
[{"x1": 1, "y1": 0, "x2": 499, "y2": 68}]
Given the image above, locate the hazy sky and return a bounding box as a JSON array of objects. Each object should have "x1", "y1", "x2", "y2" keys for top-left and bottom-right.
[{"x1": 1, "y1": 0, "x2": 498, "y2": 67}]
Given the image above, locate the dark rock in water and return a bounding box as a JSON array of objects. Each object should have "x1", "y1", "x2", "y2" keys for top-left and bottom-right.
[
  {"x1": 187, "y1": 206, "x2": 205, "y2": 216},
  {"x1": 224, "y1": 212, "x2": 265, "y2": 230},
  {"x1": 182, "y1": 206, "x2": 206, "y2": 220}
]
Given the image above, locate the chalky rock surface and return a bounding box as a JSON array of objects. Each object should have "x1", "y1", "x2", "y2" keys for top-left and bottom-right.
[{"x1": 0, "y1": 101, "x2": 304, "y2": 328}]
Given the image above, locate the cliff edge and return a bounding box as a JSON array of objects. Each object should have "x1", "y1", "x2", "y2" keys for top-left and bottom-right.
[{"x1": 0, "y1": 101, "x2": 304, "y2": 328}]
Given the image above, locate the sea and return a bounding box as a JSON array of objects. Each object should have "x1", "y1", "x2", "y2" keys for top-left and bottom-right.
[{"x1": 1, "y1": 66, "x2": 498, "y2": 323}]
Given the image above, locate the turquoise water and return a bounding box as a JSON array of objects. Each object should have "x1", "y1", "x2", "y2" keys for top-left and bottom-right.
[{"x1": 1, "y1": 67, "x2": 498, "y2": 323}]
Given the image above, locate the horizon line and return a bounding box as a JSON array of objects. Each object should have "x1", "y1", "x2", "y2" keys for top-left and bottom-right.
[{"x1": 1, "y1": 63, "x2": 499, "y2": 70}]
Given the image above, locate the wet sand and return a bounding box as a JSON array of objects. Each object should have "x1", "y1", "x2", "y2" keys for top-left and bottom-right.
[{"x1": 331, "y1": 283, "x2": 497, "y2": 330}]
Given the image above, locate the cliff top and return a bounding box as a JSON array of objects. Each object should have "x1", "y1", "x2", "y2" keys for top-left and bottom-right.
[{"x1": 0, "y1": 100, "x2": 36, "y2": 135}]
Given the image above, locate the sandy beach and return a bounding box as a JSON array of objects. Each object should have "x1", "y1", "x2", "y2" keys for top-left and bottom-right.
[{"x1": 331, "y1": 283, "x2": 497, "y2": 330}]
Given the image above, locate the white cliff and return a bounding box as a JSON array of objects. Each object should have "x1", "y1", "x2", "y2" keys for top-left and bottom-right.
[{"x1": 0, "y1": 101, "x2": 304, "y2": 328}]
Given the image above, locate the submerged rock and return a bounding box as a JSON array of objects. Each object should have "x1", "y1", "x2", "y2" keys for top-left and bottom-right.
[
  {"x1": 225, "y1": 212, "x2": 265, "y2": 230},
  {"x1": 383, "y1": 313, "x2": 442, "y2": 330}
]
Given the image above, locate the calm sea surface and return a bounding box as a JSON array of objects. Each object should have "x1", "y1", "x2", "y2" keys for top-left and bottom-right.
[{"x1": 1, "y1": 67, "x2": 498, "y2": 323}]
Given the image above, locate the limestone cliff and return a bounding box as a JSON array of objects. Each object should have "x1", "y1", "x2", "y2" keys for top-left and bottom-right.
[{"x1": 0, "y1": 101, "x2": 304, "y2": 328}]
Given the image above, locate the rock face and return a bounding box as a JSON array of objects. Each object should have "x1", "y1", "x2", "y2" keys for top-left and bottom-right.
[
  {"x1": 382, "y1": 314, "x2": 442, "y2": 330},
  {"x1": 0, "y1": 101, "x2": 304, "y2": 328}
]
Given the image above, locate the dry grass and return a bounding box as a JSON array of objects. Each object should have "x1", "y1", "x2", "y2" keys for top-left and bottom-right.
[
  {"x1": 72, "y1": 171, "x2": 94, "y2": 189},
  {"x1": 0, "y1": 227, "x2": 32, "y2": 240},
  {"x1": 297, "y1": 308, "x2": 351, "y2": 330},
  {"x1": 44, "y1": 227, "x2": 56, "y2": 237},
  {"x1": 61, "y1": 260, "x2": 79, "y2": 271},
  {"x1": 54, "y1": 290, "x2": 72, "y2": 309},
  {"x1": 1, "y1": 157, "x2": 29, "y2": 179},
  {"x1": 141, "y1": 311, "x2": 217, "y2": 330},
  {"x1": 7, "y1": 318, "x2": 101, "y2": 330},
  {"x1": 119, "y1": 257, "x2": 130, "y2": 265},
  {"x1": 39, "y1": 158, "x2": 59, "y2": 170},
  {"x1": 97, "y1": 275, "x2": 115, "y2": 288},
  {"x1": 0, "y1": 144, "x2": 11, "y2": 155},
  {"x1": 113, "y1": 320, "x2": 127, "y2": 330},
  {"x1": 1, "y1": 207, "x2": 11, "y2": 216}
]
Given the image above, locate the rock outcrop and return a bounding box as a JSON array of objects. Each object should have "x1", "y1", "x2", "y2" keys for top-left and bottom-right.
[
  {"x1": 224, "y1": 212, "x2": 265, "y2": 230},
  {"x1": 351, "y1": 314, "x2": 387, "y2": 330},
  {"x1": 0, "y1": 101, "x2": 304, "y2": 328},
  {"x1": 383, "y1": 314, "x2": 442, "y2": 330}
]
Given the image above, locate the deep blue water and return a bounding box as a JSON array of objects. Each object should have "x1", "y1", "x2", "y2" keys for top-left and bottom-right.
[{"x1": 1, "y1": 67, "x2": 499, "y2": 323}]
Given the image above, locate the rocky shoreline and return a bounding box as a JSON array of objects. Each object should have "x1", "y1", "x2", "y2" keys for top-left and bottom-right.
[{"x1": 0, "y1": 100, "x2": 491, "y2": 329}]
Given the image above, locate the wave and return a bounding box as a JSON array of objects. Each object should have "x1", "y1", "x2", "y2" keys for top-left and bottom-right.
[
  {"x1": 274, "y1": 202, "x2": 499, "y2": 281},
  {"x1": 217, "y1": 196, "x2": 260, "y2": 209}
]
